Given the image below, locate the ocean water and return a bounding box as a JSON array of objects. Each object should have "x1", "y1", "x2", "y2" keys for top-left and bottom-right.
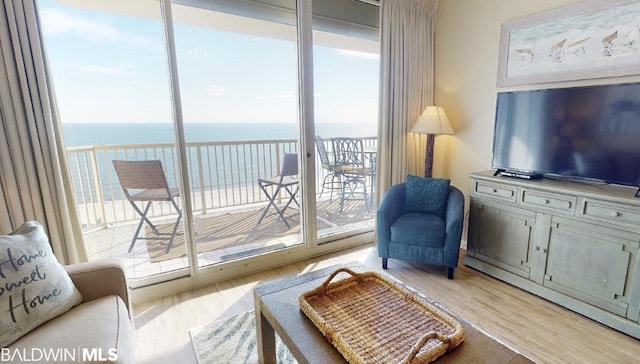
[{"x1": 62, "y1": 122, "x2": 377, "y2": 147}]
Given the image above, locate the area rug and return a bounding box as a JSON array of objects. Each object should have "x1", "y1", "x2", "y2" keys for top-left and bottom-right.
[{"x1": 190, "y1": 310, "x2": 297, "y2": 364}]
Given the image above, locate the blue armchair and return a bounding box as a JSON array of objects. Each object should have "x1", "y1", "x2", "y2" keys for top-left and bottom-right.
[{"x1": 376, "y1": 181, "x2": 464, "y2": 279}]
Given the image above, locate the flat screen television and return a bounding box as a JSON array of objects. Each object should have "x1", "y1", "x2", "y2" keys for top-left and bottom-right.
[{"x1": 492, "y1": 82, "x2": 640, "y2": 189}]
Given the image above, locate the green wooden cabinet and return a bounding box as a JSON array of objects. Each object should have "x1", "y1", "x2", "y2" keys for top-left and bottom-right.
[
  {"x1": 465, "y1": 171, "x2": 640, "y2": 339},
  {"x1": 468, "y1": 198, "x2": 534, "y2": 279}
]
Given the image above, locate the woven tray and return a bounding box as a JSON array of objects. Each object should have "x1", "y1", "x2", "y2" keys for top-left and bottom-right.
[{"x1": 299, "y1": 268, "x2": 464, "y2": 364}]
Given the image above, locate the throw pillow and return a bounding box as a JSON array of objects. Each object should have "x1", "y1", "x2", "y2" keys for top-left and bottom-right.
[
  {"x1": 405, "y1": 175, "x2": 451, "y2": 218},
  {"x1": 0, "y1": 221, "x2": 83, "y2": 347}
]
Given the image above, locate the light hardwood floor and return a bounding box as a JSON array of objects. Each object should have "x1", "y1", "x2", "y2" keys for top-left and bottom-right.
[{"x1": 132, "y1": 245, "x2": 640, "y2": 363}]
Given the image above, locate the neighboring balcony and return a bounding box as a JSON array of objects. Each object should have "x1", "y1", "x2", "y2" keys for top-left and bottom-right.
[{"x1": 67, "y1": 137, "x2": 377, "y2": 279}]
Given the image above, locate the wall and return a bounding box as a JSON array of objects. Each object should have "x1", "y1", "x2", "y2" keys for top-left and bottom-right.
[{"x1": 433, "y1": 0, "x2": 640, "y2": 214}]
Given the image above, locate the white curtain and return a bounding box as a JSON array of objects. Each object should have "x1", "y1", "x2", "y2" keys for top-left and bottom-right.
[
  {"x1": 376, "y1": 0, "x2": 439, "y2": 200},
  {"x1": 0, "y1": 0, "x2": 87, "y2": 264}
]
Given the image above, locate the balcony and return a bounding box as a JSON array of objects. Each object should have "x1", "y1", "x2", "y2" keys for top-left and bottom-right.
[{"x1": 68, "y1": 137, "x2": 377, "y2": 279}]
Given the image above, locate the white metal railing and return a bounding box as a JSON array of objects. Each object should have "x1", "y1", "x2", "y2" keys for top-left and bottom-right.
[{"x1": 67, "y1": 137, "x2": 377, "y2": 231}]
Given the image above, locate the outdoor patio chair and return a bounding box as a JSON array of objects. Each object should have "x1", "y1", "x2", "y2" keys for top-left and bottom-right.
[
  {"x1": 112, "y1": 160, "x2": 182, "y2": 254},
  {"x1": 257, "y1": 153, "x2": 300, "y2": 229},
  {"x1": 315, "y1": 136, "x2": 341, "y2": 202},
  {"x1": 332, "y1": 137, "x2": 374, "y2": 212}
]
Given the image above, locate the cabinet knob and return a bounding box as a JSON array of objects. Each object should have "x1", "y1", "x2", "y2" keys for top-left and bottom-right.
[
  {"x1": 611, "y1": 211, "x2": 620, "y2": 217},
  {"x1": 543, "y1": 248, "x2": 548, "y2": 253},
  {"x1": 544, "y1": 199, "x2": 550, "y2": 204},
  {"x1": 534, "y1": 246, "x2": 540, "y2": 251},
  {"x1": 492, "y1": 188, "x2": 497, "y2": 193}
]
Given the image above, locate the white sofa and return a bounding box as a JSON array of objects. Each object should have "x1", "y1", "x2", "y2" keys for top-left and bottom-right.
[{"x1": 7, "y1": 258, "x2": 135, "y2": 363}]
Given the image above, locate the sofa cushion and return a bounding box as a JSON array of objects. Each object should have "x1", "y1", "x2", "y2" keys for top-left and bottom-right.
[
  {"x1": 8, "y1": 295, "x2": 134, "y2": 363},
  {"x1": 405, "y1": 175, "x2": 450, "y2": 218},
  {"x1": 0, "y1": 221, "x2": 83, "y2": 347},
  {"x1": 390, "y1": 213, "x2": 446, "y2": 248}
]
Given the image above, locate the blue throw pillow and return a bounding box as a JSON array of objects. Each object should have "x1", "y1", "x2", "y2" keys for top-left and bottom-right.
[{"x1": 405, "y1": 175, "x2": 450, "y2": 218}]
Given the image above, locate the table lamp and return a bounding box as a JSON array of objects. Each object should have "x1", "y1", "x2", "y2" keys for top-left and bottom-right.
[{"x1": 410, "y1": 105, "x2": 454, "y2": 177}]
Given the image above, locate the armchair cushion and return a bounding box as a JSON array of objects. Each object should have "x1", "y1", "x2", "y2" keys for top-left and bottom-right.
[
  {"x1": 390, "y1": 213, "x2": 446, "y2": 248},
  {"x1": 0, "y1": 221, "x2": 83, "y2": 347},
  {"x1": 405, "y1": 175, "x2": 450, "y2": 218}
]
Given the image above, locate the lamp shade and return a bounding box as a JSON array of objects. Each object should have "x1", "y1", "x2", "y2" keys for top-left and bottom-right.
[{"x1": 411, "y1": 106, "x2": 454, "y2": 135}]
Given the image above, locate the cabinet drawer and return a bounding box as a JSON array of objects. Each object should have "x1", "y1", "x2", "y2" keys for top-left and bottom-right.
[
  {"x1": 521, "y1": 190, "x2": 576, "y2": 214},
  {"x1": 581, "y1": 199, "x2": 640, "y2": 226},
  {"x1": 473, "y1": 181, "x2": 516, "y2": 202}
]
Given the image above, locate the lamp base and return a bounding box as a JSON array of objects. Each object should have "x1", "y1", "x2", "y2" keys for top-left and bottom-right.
[{"x1": 424, "y1": 134, "x2": 435, "y2": 178}]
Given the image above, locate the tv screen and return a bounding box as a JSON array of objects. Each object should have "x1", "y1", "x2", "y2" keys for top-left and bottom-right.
[{"x1": 492, "y1": 82, "x2": 640, "y2": 187}]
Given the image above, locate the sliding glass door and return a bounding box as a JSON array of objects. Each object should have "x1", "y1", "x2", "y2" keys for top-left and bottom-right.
[
  {"x1": 37, "y1": 0, "x2": 379, "y2": 287},
  {"x1": 169, "y1": 1, "x2": 304, "y2": 268},
  {"x1": 311, "y1": 0, "x2": 380, "y2": 243},
  {"x1": 38, "y1": 0, "x2": 190, "y2": 281}
]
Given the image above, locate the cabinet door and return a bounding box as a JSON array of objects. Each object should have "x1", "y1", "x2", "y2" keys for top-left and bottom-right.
[
  {"x1": 468, "y1": 198, "x2": 535, "y2": 278},
  {"x1": 543, "y1": 216, "x2": 638, "y2": 317}
]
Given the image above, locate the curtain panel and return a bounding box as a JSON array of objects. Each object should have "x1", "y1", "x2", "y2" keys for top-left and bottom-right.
[
  {"x1": 0, "y1": 0, "x2": 87, "y2": 263},
  {"x1": 377, "y1": 0, "x2": 439, "y2": 200}
]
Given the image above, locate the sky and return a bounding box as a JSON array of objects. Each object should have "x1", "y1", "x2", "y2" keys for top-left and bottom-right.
[{"x1": 37, "y1": 0, "x2": 380, "y2": 125}]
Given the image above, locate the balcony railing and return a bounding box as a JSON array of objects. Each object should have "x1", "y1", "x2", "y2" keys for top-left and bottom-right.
[{"x1": 67, "y1": 137, "x2": 377, "y2": 231}]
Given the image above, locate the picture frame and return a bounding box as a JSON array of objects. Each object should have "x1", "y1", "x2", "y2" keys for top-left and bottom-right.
[{"x1": 497, "y1": 0, "x2": 640, "y2": 87}]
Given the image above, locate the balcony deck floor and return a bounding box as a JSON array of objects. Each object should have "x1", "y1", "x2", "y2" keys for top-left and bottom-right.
[{"x1": 82, "y1": 197, "x2": 375, "y2": 280}]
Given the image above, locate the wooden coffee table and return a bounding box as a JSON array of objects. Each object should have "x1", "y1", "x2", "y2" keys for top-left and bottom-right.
[{"x1": 254, "y1": 263, "x2": 533, "y2": 364}]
